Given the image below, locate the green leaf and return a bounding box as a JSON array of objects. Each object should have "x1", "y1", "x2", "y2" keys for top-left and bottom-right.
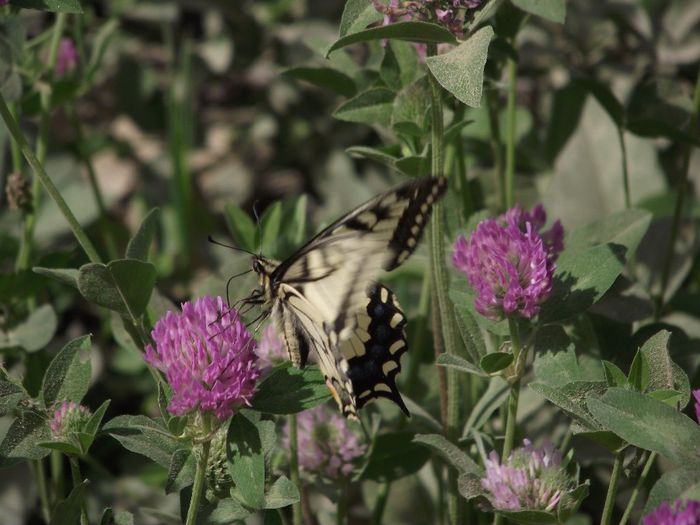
[
  {"x1": 463, "y1": 378, "x2": 509, "y2": 437},
  {"x1": 32, "y1": 267, "x2": 79, "y2": 289},
  {"x1": 251, "y1": 363, "x2": 330, "y2": 414},
  {"x1": 84, "y1": 399, "x2": 111, "y2": 437},
  {"x1": 126, "y1": 207, "x2": 160, "y2": 261},
  {"x1": 41, "y1": 335, "x2": 91, "y2": 407},
  {"x1": 644, "y1": 467, "x2": 700, "y2": 515},
  {"x1": 530, "y1": 381, "x2": 609, "y2": 432},
  {"x1": 282, "y1": 67, "x2": 356, "y2": 97},
  {"x1": 100, "y1": 508, "x2": 135, "y2": 525},
  {"x1": 574, "y1": 77, "x2": 624, "y2": 127},
  {"x1": 166, "y1": 448, "x2": 195, "y2": 494},
  {"x1": 260, "y1": 202, "x2": 283, "y2": 259},
  {"x1": 49, "y1": 482, "x2": 85, "y2": 525},
  {"x1": 338, "y1": 0, "x2": 383, "y2": 37},
  {"x1": 10, "y1": 0, "x2": 82, "y2": 13},
  {"x1": 346, "y1": 146, "x2": 398, "y2": 166},
  {"x1": 381, "y1": 40, "x2": 418, "y2": 91},
  {"x1": 333, "y1": 88, "x2": 396, "y2": 127},
  {"x1": 639, "y1": 330, "x2": 676, "y2": 394},
  {"x1": 586, "y1": 388, "x2": 700, "y2": 465},
  {"x1": 602, "y1": 361, "x2": 629, "y2": 388},
  {"x1": 360, "y1": 431, "x2": 431, "y2": 482},
  {"x1": 425, "y1": 26, "x2": 494, "y2": 107},
  {"x1": 565, "y1": 208, "x2": 652, "y2": 256},
  {"x1": 392, "y1": 77, "x2": 430, "y2": 134},
  {"x1": 0, "y1": 380, "x2": 27, "y2": 416},
  {"x1": 494, "y1": 509, "x2": 559, "y2": 525},
  {"x1": 436, "y1": 353, "x2": 486, "y2": 377},
  {"x1": 103, "y1": 415, "x2": 180, "y2": 468},
  {"x1": 264, "y1": 475, "x2": 300, "y2": 509},
  {"x1": 413, "y1": 433, "x2": 482, "y2": 475},
  {"x1": 453, "y1": 300, "x2": 487, "y2": 364},
  {"x1": 78, "y1": 259, "x2": 156, "y2": 318},
  {"x1": 628, "y1": 350, "x2": 650, "y2": 392},
  {"x1": 394, "y1": 155, "x2": 430, "y2": 177},
  {"x1": 533, "y1": 326, "x2": 603, "y2": 387},
  {"x1": 648, "y1": 389, "x2": 684, "y2": 406},
  {"x1": 511, "y1": 0, "x2": 565, "y2": 23},
  {"x1": 224, "y1": 203, "x2": 257, "y2": 253},
  {"x1": 539, "y1": 243, "x2": 626, "y2": 323},
  {"x1": 327, "y1": 21, "x2": 457, "y2": 57},
  {"x1": 196, "y1": 497, "x2": 250, "y2": 524},
  {"x1": 85, "y1": 19, "x2": 119, "y2": 84},
  {"x1": 0, "y1": 303, "x2": 58, "y2": 352},
  {"x1": 227, "y1": 411, "x2": 266, "y2": 509},
  {"x1": 37, "y1": 439, "x2": 83, "y2": 456},
  {"x1": 0, "y1": 411, "x2": 51, "y2": 463},
  {"x1": 480, "y1": 352, "x2": 513, "y2": 374}
]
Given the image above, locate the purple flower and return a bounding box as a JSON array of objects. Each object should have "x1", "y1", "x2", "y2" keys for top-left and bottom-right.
[
  {"x1": 372, "y1": 1, "x2": 483, "y2": 37},
  {"x1": 55, "y1": 38, "x2": 78, "y2": 77},
  {"x1": 0, "y1": 0, "x2": 9, "y2": 6},
  {"x1": 50, "y1": 401, "x2": 90, "y2": 438},
  {"x1": 453, "y1": 205, "x2": 562, "y2": 320},
  {"x1": 643, "y1": 500, "x2": 700, "y2": 525},
  {"x1": 285, "y1": 405, "x2": 367, "y2": 479},
  {"x1": 145, "y1": 296, "x2": 260, "y2": 421},
  {"x1": 482, "y1": 439, "x2": 573, "y2": 512}
]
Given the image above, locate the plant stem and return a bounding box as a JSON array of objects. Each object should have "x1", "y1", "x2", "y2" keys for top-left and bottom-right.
[
  {"x1": 68, "y1": 457, "x2": 88, "y2": 525},
  {"x1": 427, "y1": 41, "x2": 462, "y2": 525},
  {"x1": 336, "y1": 482, "x2": 347, "y2": 525},
  {"x1": 0, "y1": 91, "x2": 102, "y2": 264},
  {"x1": 30, "y1": 459, "x2": 51, "y2": 523},
  {"x1": 601, "y1": 451, "x2": 624, "y2": 525},
  {"x1": 288, "y1": 414, "x2": 303, "y2": 525},
  {"x1": 656, "y1": 70, "x2": 700, "y2": 315},
  {"x1": 185, "y1": 440, "x2": 211, "y2": 525},
  {"x1": 501, "y1": 318, "x2": 521, "y2": 461},
  {"x1": 504, "y1": 58, "x2": 517, "y2": 209},
  {"x1": 486, "y1": 88, "x2": 505, "y2": 210},
  {"x1": 617, "y1": 127, "x2": 631, "y2": 210},
  {"x1": 371, "y1": 483, "x2": 391, "y2": 525},
  {"x1": 619, "y1": 452, "x2": 656, "y2": 525}
]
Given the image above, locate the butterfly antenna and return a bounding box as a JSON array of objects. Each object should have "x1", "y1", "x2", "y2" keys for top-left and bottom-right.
[
  {"x1": 207, "y1": 236, "x2": 257, "y2": 257},
  {"x1": 225, "y1": 269, "x2": 253, "y2": 307}
]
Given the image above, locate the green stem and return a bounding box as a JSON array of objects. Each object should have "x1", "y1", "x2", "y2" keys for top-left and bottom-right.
[
  {"x1": 619, "y1": 452, "x2": 656, "y2": 525},
  {"x1": 51, "y1": 450, "x2": 64, "y2": 504},
  {"x1": 656, "y1": 70, "x2": 700, "y2": 315},
  {"x1": 427, "y1": 41, "x2": 462, "y2": 525},
  {"x1": 288, "y1": 415, "x2": 303, "y2": 525},
  {"x1": 336, "y1": 482, "x2": 347, "y2": 525},
  {"x1": 68, "y1": 457, "x2": 88, "y2": 525},
  {"x1": 30, "y1": 459, "x2": 51, "y2": 524},
  {"x1": 617, "y1": 127, "x2": 631, "y2": 210},
  {"x1": 69, "y1": 107, "x2": 118, "y2": 260},
  {"x1": 504, "y1": 58, "x2": 517, "y2": 209},
  {"x1": 371, "y1": 483, "x2": 391, "y2": 525},
  {"x1": 486, "y1": 88, "x2": 505, "y2": 210},
  {"x1": 601, "y1": 451, "x2": 624, "y2": 525},
  {"x1": 501, "y1": 318, "x2": 521, "y2": 460},
  {"x1": 0, "y1": 91, "x2": 102, "y2": 264},
  {"x1": 185, "y1": 440, "x2": 211, "y2": 525}
]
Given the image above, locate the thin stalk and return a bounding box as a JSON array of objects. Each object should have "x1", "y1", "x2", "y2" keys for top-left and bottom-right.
[
  {"x1": 504, "y1": 58, "x2": 517, "y2": 209},
  {"x1": 51, "y1": 450, "x2": 64, "y2": 504},
  {"x1": 371, "y1": 483, "x2": 391, "y2": 525},
  {"x1": 619, "y1": 452, "x2": 656, "y2": 525},
  {"x1": 601, "y1": 451, "x2": 624, "y2": 525},
  {"x1": 336, "y1": 482, "x2": 347, "y2": 525},
  {"x1": 68, "y1": 457, "x2": 88, "y2": 525},
  {"x1": 427, "y1": 41, "x2": 462, "y2": 525},
  {"x1": 656, "y1": 70, "x2": 700, "y2": 315},
  {"x1": 0, "y1": 91, "x2": 102, "y2": 264},
  {"x1": 16, "y1": 13, "x2": 68, "y2": 272},
  {"x1": 617, "y1": 127, "x2": 631, "y2": 210},
  {"x1": 486, "y1": 88, "x2": 505, "y2": 210},
  {"x1": 30, "y1": 459, "x2": 51, "y2": 523},
  {"x1": 185, "y1": 440, "x2": 211, "y2": 525},
  {"x1": 69, "y1": 107, "x2": 118, "y2": 260},
  {"x1": 288, "y1": 415, "x2": 303, "y2": 525}
]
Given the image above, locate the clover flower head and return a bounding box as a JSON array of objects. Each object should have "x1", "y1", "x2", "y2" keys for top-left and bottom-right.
[
  {"x1": 145, "y1": 295, "x2": 260, "y2": 421},
  {"x1": 453, "y1": 204, "x2": 562, "y2": 320},
  {"x1": 694, "y1": 390, "x2": 700, "y2": 425},
  {"x1": 50, "y1": 401, "x2": 90, "y2": 438},
  {"x1": 482, "y1": 439, "x2": 572, "y2": 512},
  {"x1": 285, "y1": 405, "x2": 367, "y2": 479},
  {"x1": 643, "y1": 500, "x2": 700, "y2": 525},
  {"x1": 255, "y1": 325, "x2": 288, "y2": 373},
  {"x1": 55, "y1": 38, "x2": 78, "y2": 77},
  {"x1": 372, "y1": 0, "x2": 482, "y2": 37}
]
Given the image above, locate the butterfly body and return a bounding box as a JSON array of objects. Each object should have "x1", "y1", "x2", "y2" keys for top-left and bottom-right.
[{"x1": 247, "y1": 176, "x2": 447, "y2": 417}]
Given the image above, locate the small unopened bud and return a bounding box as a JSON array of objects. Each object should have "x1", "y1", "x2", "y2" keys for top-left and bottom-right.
[
  {"x1": 5, "y1": 172, "x2": 33, "y2": 213},
  {"x1": 50, "y1": 401, "x2": 91, "y2": 439},
  {"x1": 206, "y1": 428, "x2": 232, "y2": 496}
]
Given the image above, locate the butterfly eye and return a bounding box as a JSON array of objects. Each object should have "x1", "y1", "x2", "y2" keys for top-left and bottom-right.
[{"x1": 252, "y1": 259, "x2": 262, "y2": 274}]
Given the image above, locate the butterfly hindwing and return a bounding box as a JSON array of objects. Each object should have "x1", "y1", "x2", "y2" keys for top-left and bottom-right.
[{"x1": 340, "y1": 283, "x2": 409, "y2": 416}]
